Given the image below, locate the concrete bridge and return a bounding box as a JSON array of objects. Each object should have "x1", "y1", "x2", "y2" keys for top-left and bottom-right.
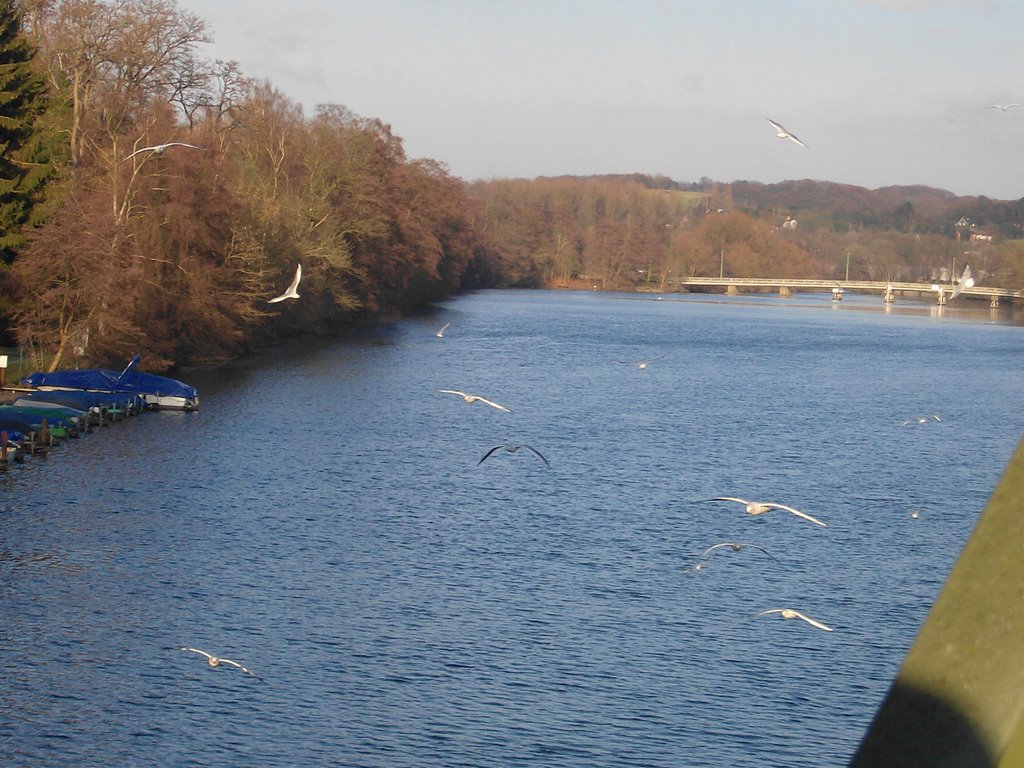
[{"x1": 672, "y1": 277, "x2": 1024, "y2": 307}]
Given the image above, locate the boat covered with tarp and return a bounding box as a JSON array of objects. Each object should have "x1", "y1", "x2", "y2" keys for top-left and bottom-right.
[
  {"x1": 21, "y1": 355, "x2": 199, "y2": 411},
  {"x1": 16, "y1": 389, "x2": 143, "y2": 416},
  {"x1": 0, "y1": 406, "x2": 78, "y2": 437}
]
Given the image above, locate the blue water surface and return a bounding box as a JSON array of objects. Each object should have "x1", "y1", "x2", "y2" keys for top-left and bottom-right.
[{"x1": 2, "y1": 289, "x2": 1023, "y2": 767}]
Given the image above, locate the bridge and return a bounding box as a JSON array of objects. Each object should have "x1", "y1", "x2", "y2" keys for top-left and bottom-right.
[{"x1": 672, "y1": 277, "x2": 1024, "y2": 307}]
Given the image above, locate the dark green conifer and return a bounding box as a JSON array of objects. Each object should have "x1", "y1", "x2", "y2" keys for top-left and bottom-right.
[{"x1": 0, "y1": 0, "x2": 48, "y2": 262}]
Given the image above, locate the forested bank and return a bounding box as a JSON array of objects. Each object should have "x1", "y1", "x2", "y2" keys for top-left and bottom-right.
[
  {"x1": 466, "y1": 174, "x2": 1024, "y2": 293},
  {"x1": 3, "y1": 1, "x2": 1024, "y2": 375},
  {"x1": 0, "y1": 0, "x2": 509, "y2": 373}
]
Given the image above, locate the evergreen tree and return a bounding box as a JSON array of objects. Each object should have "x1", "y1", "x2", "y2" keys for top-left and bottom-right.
[{"x1": 0, "y1": 0, "x2": 47, "y2": 263}]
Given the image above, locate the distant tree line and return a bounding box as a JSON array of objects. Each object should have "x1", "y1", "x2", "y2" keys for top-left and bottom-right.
[
  {"x1": 3, "y1": 2, "x2": 1023, "y2": 373},
  {"x1": 467, "y1": 175, "x2": 1024, "y2": 291}
]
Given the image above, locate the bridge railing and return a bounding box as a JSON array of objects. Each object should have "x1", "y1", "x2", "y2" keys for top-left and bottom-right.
[{"x1": 670, "y1": 277, "x2": 1023, "y2": 300}]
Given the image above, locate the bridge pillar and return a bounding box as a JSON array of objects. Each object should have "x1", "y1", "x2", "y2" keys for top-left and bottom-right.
[
  {"x1": 990, "y1": 296, "x2": 1000, "y2": 308},
  {"x1": 726, "y1": 284, "x2": 739, "y2": 296},
  {"x1": 936, "y1": 289, "x2": 947, "y2": 305},
  {"x1": 884, "y1": 287, "x2": 895, "y2": 303},
  {"x1": 832, "y1": 287, "x2": 843, "y2": 301},
  {"x1": 779, "y1": 286, "x2": 791, "y2": 298}
]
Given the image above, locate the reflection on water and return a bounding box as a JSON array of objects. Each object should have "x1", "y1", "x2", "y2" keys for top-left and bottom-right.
[{"x1": 2, "y1": 289, "x2": 1023, "y2": 767}]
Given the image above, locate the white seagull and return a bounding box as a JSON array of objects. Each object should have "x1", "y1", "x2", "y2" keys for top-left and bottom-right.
[
  {"x1": 949, "y1": 264, "x2": 974, "y2": 300},
  {"x1": 180, "y1": 647, "x2": 259, "y2": 677},
  {"x1": 268, "y1": 264, "x2": 302, "y2": 303},
  {"x1": 901, "y1": 414, "x2": 942, "y2": 426},
  {"x1": 616, "y1": 354, "x2": 666, "y2": 369},
  {"x1": 124, "y1": 142, "x2": 205, "y2": 161},
  {"x1": 701, "y1": 541, "x2": 779, "y2": 561},
  {"x1": 683, "y1": 541, "x2": 778, "y2": 572},
  {"x1": 435, "y1": 322, "x2": 451, "y2": 338},
  {"x1": 712, "y1": 497, "x2": 827, "y2": 527},
  {"x1": 988, "y1": 104, "x2": 1019, "y2": 111},
  {"x1": 766, "y1": 118, "x2": 808, "y2": 149},
  {"x1": 757, "y1": 608, "x2": 834, "y2": 632},
  {"x1": 438, "y1": 389, "x2": 511, "y2": 413},
  {"x1": 478, "y1": 443, "x2": 550, "y2": 466}
]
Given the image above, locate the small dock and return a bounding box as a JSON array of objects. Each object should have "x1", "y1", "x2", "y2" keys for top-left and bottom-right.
[{"x1": 0, "y1": 386, "x2": 163, "y2": 468}]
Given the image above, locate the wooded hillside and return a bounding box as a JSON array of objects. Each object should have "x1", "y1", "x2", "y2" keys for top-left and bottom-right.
[{"x1": 468, "y1": 174, "x2": 1024, "y2": 291}]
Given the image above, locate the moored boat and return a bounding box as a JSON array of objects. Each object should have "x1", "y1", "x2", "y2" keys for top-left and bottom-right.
[
  {"x1": 20, "y1": 355, "x2": 199, "y2": 411},
  {"x1": 15, "y1": 390, "x2": 143, "y2": 421}
]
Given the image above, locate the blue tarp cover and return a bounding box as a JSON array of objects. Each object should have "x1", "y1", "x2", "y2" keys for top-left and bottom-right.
[{"x1": 21, "y1": 355, "x2": 198, "y2": 401}]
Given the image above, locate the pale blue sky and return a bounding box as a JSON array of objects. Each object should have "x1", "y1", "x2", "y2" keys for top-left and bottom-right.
[{"x1": 176, "y1": 0, "x2": 1024, "y2": 199}]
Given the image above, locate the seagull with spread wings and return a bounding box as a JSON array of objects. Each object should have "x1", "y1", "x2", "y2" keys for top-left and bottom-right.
[
  {"x1": 268, "y1": 264, "x2": 302, "y2": 303},
  {"x1": 478, "y1": 443, "x2": 550, "y2": 467},
  {"x1": 180, "y1": 647, "x2": 260, "y2": 678},
  {"x1": 756, "y1": 609, "x2": 834, "y2": 632},
  {"x1": 124, "y1": 142, "x2": 205, "y2": 161},
  {"x1": 616, "y1": 354, "x2": 666, "y2": 369},
  {"x1": 949, "y1": 263, "x2": 974, "y2": 300},
  {"x1": 766, "y1": 118, "x2": 808, "y2": 148},
  {"x1": 438, "y1": 389, "x2": 511, "y2": 413},
  {"x1": 682, "y1": 541, "x2": 779, "y2": 572},
  {"x1": 712, "y1": 496, "x2": 827, "y2": 527}
]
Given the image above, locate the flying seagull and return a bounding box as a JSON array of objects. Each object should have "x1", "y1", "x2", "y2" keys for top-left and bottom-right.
[
  {"x1": 756, "y1": 608, "x2": 834, "y2": 632},
  {"x1": 766, "y1": 118, "x2": 808, "y2": 149},
  {"x1": 124, "y1": 142, "x2": 205, "y2": 161},
  {"x1": 180, "y1": 647, "x2": 259, "y2": 678},
  {"x1": 712, "y1": 497, "x2": 827, "y2": 527},
  {"x1": 988, "y1": 104, "x2": 1019, "y2": 111},
  {"x1": 616, "y1": 354, "x2": 666, "y2": 369},
  {"x1": 435, "y1": 322, "x2": 451, "y2": 338},
  {"x1": 478, "y1": 443, "x2": 550, "y2": 466},
  {"x1": 682, "y1": 541, "x2": 779, "y2": 572},
  {"x1": 438, "y1": 389, "x2": 511, "y2": 413},
  {"x1": 901, "y1": 414, "x2": 941, "y2": 426},
  {"x1": 268, "y1": 264, "x2": 302, "y2": 303},
  {"x1": 701, "y1": 541, "x2": 779, "y2": 561},
  {"x1": 949, "y1": 264, "x2": 974, "y2": 300}
]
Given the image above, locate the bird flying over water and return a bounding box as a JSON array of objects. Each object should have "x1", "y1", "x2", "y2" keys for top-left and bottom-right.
[
  {"x1": 682, "y1": 541, "x2": 779, "y2": 572},
  {"x1": 766, "y1": 118, "x2": 808, "y2": 148},
  {"x1": 756, "y1": 608, "x2": 834, "y2": 632},
  {"x1": 268, "y1": 264, "x2": 302, "y2": 303},
  {"x1": 180, "y1": 647, "x2": 259, "y2": 677},
  {"x1": 435, "y1": 322, "x2": 451, "y2": 338},
  {"x1": 712, "y1": 497, "x2": 827, "y2": 527},
  {"x1": 438, "y1": 389, "x2": 511, "y2": 412},
  {"x1": 616, "y1": 354, "x2": 665, "y2": 369},
  {"x1": 124, "y1": 142, "x2": 205, "y2": 161},
  {"x1": 901, "y1": 414, "x2": 941, "y2": 426},
  {"x1": 701, "y1": 541, "x2": 779, "y2": 561},
  {"x1": 949, "y1": 264, "x2": 974, "y2": 300},
  {"x1": 478, "y1": 443, "x2": 550, "y2": 466}
]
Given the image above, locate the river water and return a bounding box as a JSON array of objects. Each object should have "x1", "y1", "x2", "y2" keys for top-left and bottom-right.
[{"x1": 2, "y1": 289, "x2": 1023, "y2": 767}]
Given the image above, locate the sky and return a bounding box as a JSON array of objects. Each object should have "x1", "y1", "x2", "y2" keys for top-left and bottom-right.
[{"x1": 174, "y1": 0, "x2": 1024, "y2": 200}]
